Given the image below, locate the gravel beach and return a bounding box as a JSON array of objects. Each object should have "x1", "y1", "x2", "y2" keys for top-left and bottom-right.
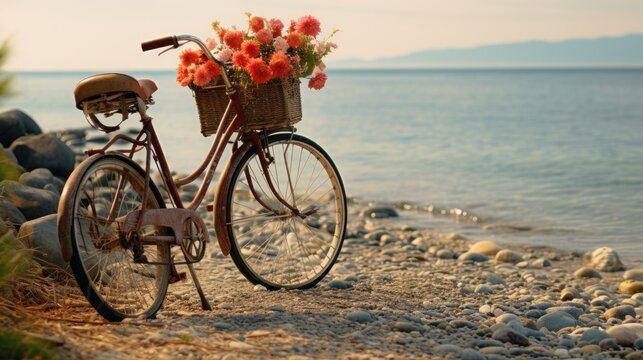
[{"x1": 1, "y1": 124, "x2": 642, "y2": 359}]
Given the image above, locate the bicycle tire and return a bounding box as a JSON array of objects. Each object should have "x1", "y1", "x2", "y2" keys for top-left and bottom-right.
[
  {"x1": 63, "y1": 155, "x2": 170, "y2": 321},
  {"x1": 225, "y1": 133, "x2": 347, "y2": 289}
]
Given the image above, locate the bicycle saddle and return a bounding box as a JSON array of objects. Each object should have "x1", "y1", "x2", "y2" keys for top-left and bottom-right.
[{"x1": 74, "y1": 73, "x2": 157, "y2": 109}]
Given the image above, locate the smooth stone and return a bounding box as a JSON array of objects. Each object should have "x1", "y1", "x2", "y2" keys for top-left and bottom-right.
[
  {"x1": 433, "y1": 344, "x2": 462, "y2": 356},
  {"x1": 495, "y1": 249, "x2": 523, "y2": 264},
  {"x1": 560, "y1": 288, "x2": 581, "y2": 301},
  {"x1": 634, "y1": 338, "x2": 643, "y2": 350},
  {"x1": 599, "y1": 337, "x2": 619, "y2": 350},
  {"x1": 624, "y1": 269, "x2": 643, "y2": 281},
  {"x1": 574, "y1": 267, "x2": 603, "y2": 279},
  {"x1": 346, "y1": 311, "x2": 373, "y2": 323},
  {"x1": 606, "y1": 323, "x2": 643, "y2": 346},
  {"x1": 328, "y1": 279, "x2": 353, "y2": 290},
  {"x1": 537, "y1": 311, "x2": 577, "y2": 332},
  {"x1": 0, "y1": 109, "x2": 41, "y2": 136},
  {"x1": 478, "y1": 346, "x2": 510, "y2": 356},
  {"x1": 619, "y1": 280, "x2": 643, "y2": 295},
  {"x1": 436, "y1": 249, "x2": 455, "y2": 259},
  {"x1": 359, "y1": 206, "x2": 398, "y2": 219},
  {"x1": 469, "y1": 240, "x2": 501, "y2": 256},
  {"x1": 584, "y1": 247, "x2": 625, "y2": 272},
  {"x1": 450, "y1": 319, "x2": 477, "y2": 328},
  {"x1": 486, "y1": 272, "x2": 506, "y2": 285},
  {"x1": 0, "y1": 180, "x2": 60, "y2": 220},
  {"x1": 530, "y1": 257, "x2": 551, "y2": 267},
  {"x1": 581, "y1": 328, "x2": 612, "y2": 345},
  {"x1": 496, "y1": 313, "x2": 520, "y2": 324},
  {"x1": 446, "y1": 232, "x2": 466, "y2": 241},
  {"x1": 9, "y1": 133, "x2": 76, "y2": 178},
  {"x1": 605, "y1": 305, "x2": 637, "y2": 320},
  {"x1": 492, "y1": 327, "x2": 530, "y2": 346},
  {"x1": 475, "y1": 284, "x2": 493, "y2": 295},
  {"x1": 581, "y1": 344, "x2": 601, "y2": 355},
  {"x1": 19, "y1": 168, "x2": 65, "y2": 193},
  {"x1": 393, "y1": 321, "x2": 421, "y2": 333},
  {"x1": 0, "y1": 109, "x2": 31, "y2": 147},
  {"x1": 253, "y1": 284, "x2": 267, "y2": 291},
  {"x1": 470, "y1": 339, "x2": 504, "y2": 348},
  {"x1": 17, "y1": 214, "x2": 67, "y2": 271},
  {"x1": 525, "y1": 309, "x2": 546, "y2": 318},
  {"x1": 553, "y1": 348, "x2": 569, "y2": 358},
  {"x1": 459, "y1": 349, "x2": 485, "y2": 360},
  {"x1": 458, "y1": 252, "x2": 489, "y2": 263},
  {"x1": 546, "y1": 306, "x2": 585, "y2": 320},
  {"x1": 479, "y1": 304, "x2": 494, "y2": 314},
  {"x1": 626, "y1": 351, "x2": 643, "y2": 360},
  {"x1": 0, "y1": 196, "x2": 27, "y2": 230}
]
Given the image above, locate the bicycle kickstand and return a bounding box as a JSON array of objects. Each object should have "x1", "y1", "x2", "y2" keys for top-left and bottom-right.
[{"x1": 186, "y1": 263, "x2": 212, "y2": 311}]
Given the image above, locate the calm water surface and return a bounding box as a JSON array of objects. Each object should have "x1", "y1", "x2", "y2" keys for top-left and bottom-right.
[{"x1": 6, "y1": 69, "x2": 643, "y2": 265}]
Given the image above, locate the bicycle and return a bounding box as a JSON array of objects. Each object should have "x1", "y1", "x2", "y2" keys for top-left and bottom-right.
[{"x1": 57, "y1": 34, "x2": 347, "y2": 322}]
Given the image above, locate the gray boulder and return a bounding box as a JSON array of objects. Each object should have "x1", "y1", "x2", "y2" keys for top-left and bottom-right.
[
  {"x1": 0, "y1": 196, "x2": 27, "y2": 230},
  {"x1": 9, "y1": 133, "x2": 75, "y2": 178},
  {"x1": 17, "y1": 214, "x2": 67, "y2": 271},
  {"x1": 584, "y1": 247, "x2": 625, "y2": 272},
  {"x1": 0, "y1": 180, "x2": 60, "y2": 220},
  {"x1": 19, "y1": 168, "x2": 65, "y2": 193},
  {"x1": 1, "y1": 109, "x2": 42, "y2": 135},
  {"x1": 0, "y1": 109, "x2": 42, "y2": 147}
]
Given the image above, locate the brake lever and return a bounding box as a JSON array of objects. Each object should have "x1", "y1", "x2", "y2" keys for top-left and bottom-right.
[{"x1": 157, "y1": 41, "x2": 186, "y2": 56}]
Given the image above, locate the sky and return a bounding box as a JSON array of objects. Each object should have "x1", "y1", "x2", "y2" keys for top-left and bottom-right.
[{"x1": 2, "y1": 0, "x2": 643, "y2": 71}]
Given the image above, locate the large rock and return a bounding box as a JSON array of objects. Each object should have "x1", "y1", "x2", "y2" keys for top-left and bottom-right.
[
  {"x1": 0, "y1": 109, "x2": 42, "y2": 135},
  {"x1": 9, "y1": 133, "x2": 76, "y2": 178},
  {"x1": 19, "y1": 168, "x2": 65, "y2": 193},
  {"x1": 536, "y1": 311, "x2": 577, "y2": 332},
  {"x1": 583, "y1": 247, "x2": 625, "y2": 272},
  {"x1": 0, "y1": 180, "x2": 60, "y2": 220},
  {"x1": 17, "y1": 214, "x2": 67, "y2": 271},
  {"x1": 0, "y1": 111, "x2": 27, "y2": 147},
  {"x1": 0, "y1": 196, "x2": 27, "y2": 230}
]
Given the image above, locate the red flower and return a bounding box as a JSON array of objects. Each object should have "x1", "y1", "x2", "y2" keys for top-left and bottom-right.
[
  {"x1": 308, "y1": 71, "x2": 327, "y2": 90},
  {"x1": 203, "y1": 60, "x2": 222, "y2": 79},
  {"x1": 176, "y1": 64, "x2": 191, "y2": 87},
  {"x1": 296, "y1": 15, "x2": 321, "y2": 37},
  {"x1": 288, "y1": 20, "x2": 297, "y2": 32},
  {"x1": 269, "y1": 53, "x2": 292, "y2": 78},
  {"x1": 286, "y1": 32, "x2": 303, "y2": 49},
  {"x1": 249, "y1": 16, "x2": 264, "y2": 32},
  {"x1": 241, "y1": 40, "x2": 260, "y2": 58},
  {"x1": 193, "y1": 66, "x2": 211, "y2": 87},
  {"x1": 269, "y1": 18, "x2": 284, "y2": 37},
  {"x1": 255, "y1": 29, "x2": 273, "y2": 45},
  {"x1": 218, "y1": 28, "x2": 227, "y2": 42},
  {"x1": 246, "y1": 58, "x2": 273, "y2": 84},
  {"x1": 223, "y1": 30, "x2": 244, "y2": 49},
  {"x1": 179, "y1": 49, "x2": 200, "y2": 66},
  {"x1": 232, "y1": 51, "x2": 250, "y2": 69}
]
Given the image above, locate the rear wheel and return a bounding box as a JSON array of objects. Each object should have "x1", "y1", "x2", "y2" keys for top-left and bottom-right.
[
  {"x1": 66, "y1": 155, "x2": 170, "y2": 321},
  {"x1": 226, "y1": 133, "x2": 347, "y2": 289}
]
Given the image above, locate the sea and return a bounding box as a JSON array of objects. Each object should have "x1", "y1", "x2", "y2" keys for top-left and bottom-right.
[{"x1": 5, "y1": 69, "x2": 643, "y2": 266}]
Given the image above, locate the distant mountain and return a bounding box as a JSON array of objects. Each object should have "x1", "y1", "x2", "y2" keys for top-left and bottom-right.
[{"x1": 332, "y1": 34, "x2": 643, "y2": 68}]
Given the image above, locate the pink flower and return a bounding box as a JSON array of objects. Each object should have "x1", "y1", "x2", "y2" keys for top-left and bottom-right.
[
  {"x1": 308, "y1": 71, "x2": 327, "y2": 90},
  {"x1": 268, "y1": 18, "x2": 284, "y2": 37},
  {"x1": 255, "y1": 28, "x2": 273, "y2": 45},
  {"x1": 241, "y1": 40, "x2": 260, "y2": 58},
  {"x1": 179, "y1": 49, "x2": 201, "y2": 66},
  {"x1": 296, "y1": 15, "x2": 321, "y2": 37},
  {"x1": 249, "y1": 16, "x2": 264, "y2": 32},
  {"x1": 223, "y1": 30, "x2": 244, "y2": 49},
  {"x1": 269, "y1": 53, "x2": 291, "y2": 78},
  {"x1": 232, "y1": 51, "x2": 250, "y2": 69},
  {"x1": 193, "y1": 66, "x2": 211, "y2": 86},
  {"x1": 273, "y1": 36, "x2": 289, "y2": 53},
  {"x1": 205, "y1": 37, "x2": 218, "y2": 51},
  {"x1": 286, "y1": 32, "x2": 303, "y2": 49},
  {"x1": 246, "y1": 58, "x2": 273, "y2": 84},
  {"x1": 317, "y1": 61, "x2": 326, "y2": 71},
  {"x1": 217, "y1": 48, "x2": 233, "y2": 62}
]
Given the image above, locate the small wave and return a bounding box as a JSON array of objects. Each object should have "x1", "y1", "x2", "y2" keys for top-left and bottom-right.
[{"x1": 483, "y1": 224, "x2": 532, "y2": 232}]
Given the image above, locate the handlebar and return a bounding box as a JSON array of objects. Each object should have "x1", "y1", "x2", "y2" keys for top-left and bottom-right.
[{"x1": 141, "y1": 34, "x2": 232, "y2": 89}]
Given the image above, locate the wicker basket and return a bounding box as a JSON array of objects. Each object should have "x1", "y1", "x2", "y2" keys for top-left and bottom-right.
[{"x1": 193, "y1": 77, "x2": 302, "y2": 136}]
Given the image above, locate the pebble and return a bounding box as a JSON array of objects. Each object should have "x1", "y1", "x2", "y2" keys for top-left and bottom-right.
[
  {"x1": 583, "y1": 247, "x2": 625, "y2": 272},
  {"x1": 546, "y1": 306, "x2": 584, "y2": 320},
  {"x1": 492, "y1": 327, "x2": 530, "y2": 346},
  {"x1": 459, "y1": 349, "x2": 485, "y2": 360},
  {"x1": 469, "y1": 240, "x2": 502, "y2": 256},
  {"x1": 635, "y1": 338, "x2": 643, "y2": 350},
  {"x1": 607, "y1": 323, "x2": 643, "y2": 346},
  {"x1": 393, "y1": 321, "x2": 422, "y2": 333},
  {"x1": 475, "y1": 284, "x2": 493, "y2": 295},
  {"x1": 536, "y1": 311, "x2": 577, "y2": 332},
  {"x1": 436, "y1": 249, "x2": 455, "y2": 259},
  {"x1": 450, "y1": 319, "x2": 477, "y2": 329},
  {"x1": 486, "y1": 272, "x2": 506, "y2": 285},
  {"x1": 619, "y1": 280, "x2": 643, "y2": 295},
  {"x1": 574, "y1": 267, "x2": 603, "y2": 279},
  {"x1": 346, "y1": 311, "x2": 374, "y2": 323},
  {"x1": 253, "y1": 284, "x2": 267, "y2": 291},
  {"x1": 560, "y1": 288, "x2": 581, "y2": 301},
  {"x1": 458, "y1": 252, "x2": 489, "y2": 263},
  {"x1": 580, "y1": 328, "x2": 612, "y2": 345},
  {"x1": 604, "y1": 305, "x2": 636, "y2": 320},
  {"x1": 433, "y1": 344, "x2": 462, "y2": 356},
  {"x1": 581, "y1": 344, "x2": 601, "y2": 355},
  {"x1": 624, "y1": 269, "x2": 643, "y2": 281},
  {"x1": 495, "y1": 249, "x2": 523, "y2": 264},
  {"x1": 328, "y1": 279, "x2": 353, "y2": 290},
  {"x1": 553, "y1": 348, "x2": 569, "y2": 358},
  {"x1": 359, "y1": 206, "x2": 399, "y2": 219}
]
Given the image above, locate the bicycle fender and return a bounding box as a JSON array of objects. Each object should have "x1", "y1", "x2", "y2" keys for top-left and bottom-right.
[
  {"x1": 213, "y1": 140, "x2": 254, "y2": 256},
  {"x1": 57, "y1": 154, "x2": 103, "y2": 262}
]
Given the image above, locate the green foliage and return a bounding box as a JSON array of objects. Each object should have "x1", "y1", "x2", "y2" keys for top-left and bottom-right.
[
  {"x1": 0, "y1": 330, "x2": 57, "y2": 360},
  {"x1": 0, "y1": 231, "x2": 30, "y2": 288},
  {"x1": 0, "y1": 40, "x2": 12, "y2": 100},
  {"x1": 0, "y1": 152, "x2": 23, "y2": 182}
]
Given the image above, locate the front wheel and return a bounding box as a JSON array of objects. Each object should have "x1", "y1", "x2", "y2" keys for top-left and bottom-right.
[
  {"x1": 225, "y1": 133, "x2": 347, "y2": 289},
  {"x1": 62, "y1": 155, "x2": 170, "y2": 321}
]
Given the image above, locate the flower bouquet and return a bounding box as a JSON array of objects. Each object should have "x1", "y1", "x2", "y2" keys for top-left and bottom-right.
[{"x1": 176, "y1": 13, "x2": 337, "y2": 135}]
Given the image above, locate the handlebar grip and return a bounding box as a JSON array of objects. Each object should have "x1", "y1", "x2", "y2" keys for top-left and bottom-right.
[{"x1": 141, "y1": 36, "x2": 178, "y2": 51}]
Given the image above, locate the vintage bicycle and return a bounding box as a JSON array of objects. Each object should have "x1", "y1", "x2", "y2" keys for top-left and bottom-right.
[{"x1": 57, "y1": 34, "x2": 347, "y2": 322}]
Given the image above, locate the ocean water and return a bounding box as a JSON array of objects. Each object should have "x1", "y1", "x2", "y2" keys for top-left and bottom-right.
[{"x1": 5, "y1": 69, "x2": 643, "y2": 266}]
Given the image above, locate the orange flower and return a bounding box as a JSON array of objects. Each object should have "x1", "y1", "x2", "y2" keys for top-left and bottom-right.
[
  {"x1": 246, "y1": 58, "x2": 273, "y2": 84},
  {"x1": 249, "y1": 16, "x2": 264, "y2": 32},
  {"x1": 286, "y1": 32, "x2": 303, "y2": 49},
  {"x1": 232, "y1": 51, "x2": 251, "y2": 69},
  {"x1": 176, "y1": 64, "x2": 191, "y2": 87},
  {"x1": 269, "y1": 53, "x2": 291, "y2": 78},
  {"x1": 179, "y1": 49, "x2": 201, "y2": 66},
  {"x1": 223, "y1": 30, "x2": 244, "y2": 49},
  {"x1": 193, "y1": 66, "x2": 211, "y2": 87},
  {"x1": 269, "y1": 18, "x2": 284, "y2": 37},
  {"x1": 217, "y1": 27, "x2": 227, "y2": 42},
  {"x1": 241, "y1": 40, "x2": 260, "y2": 58},
  {"x1": 203, "y1": 60, "x2": 222, "y2": 79},
  {"x1": 255, "y1": 29, "x2": 273, "y2": 45}
]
